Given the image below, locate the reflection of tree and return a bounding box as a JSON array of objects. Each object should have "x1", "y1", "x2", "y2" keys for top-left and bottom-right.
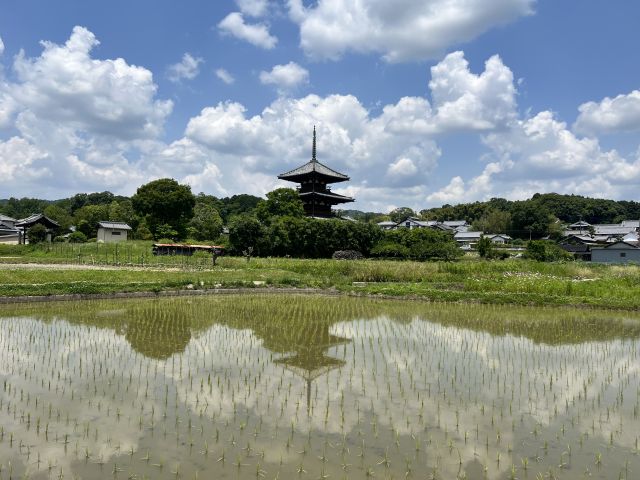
[{"x1": 122, "y1": 306, "x2": 191, "y2": 360}]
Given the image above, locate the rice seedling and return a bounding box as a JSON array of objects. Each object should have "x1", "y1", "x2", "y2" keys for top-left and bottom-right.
[{"x1": 0, "y1": 295, "x2": 638, "y2": 478}]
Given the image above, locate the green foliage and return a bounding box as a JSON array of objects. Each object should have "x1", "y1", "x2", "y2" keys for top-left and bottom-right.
[
  {"x1": 255, "y1": 188, "x2": 305, "y2": 223},
  {"x1": 134, "y1": 222, "x2": 153, "y2": 241},
  {"x1": 526, "y1": 240, "x2": 573, "y2": 262},
  {"x1": 68, "y1": 231, "x2": 88, "y2": 243},
  {"x1": 188, "y1": 202, "x2": 223, "y2": 241},
  {"x1": 27, "y1": 223, "x2": 47, "y2": 244},
  {"x1": 511, "y1": 202, "x2": 552, "y2": 239},
  {"x1": 472, "y1": 209, "x2": 511, "y2": 234},
  {"x1": 477, "y1": 236, "x2": 494, "y2": 259},
  {"x1": 0, "y1": 197, "x2": 52, "y2": 219},
  {"x1": 74, "y1": 204, "x2": 109, "y2": 237},
  {"x1": 43, "y1": 205, "x2": 73, "y2": 230},
  {"x1": 389, "y1": 207, "x2": 416, "y2": 223},
  {"x1": 372, "y1": 228, "x2": 462, "y2": 261},
  {"x1": 155, "y1": 223, "x2": 179, "y2": 241},
  {"x1": 228, "y1": 214, "x2": 265, "y2": 255},
  {"x1": 131, "y1": 178, "x2": 195, "y2": 240}
]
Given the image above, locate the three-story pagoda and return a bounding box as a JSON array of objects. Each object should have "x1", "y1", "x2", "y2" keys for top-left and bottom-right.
[{"x1": 278, "y1": 127, "x2": 354, "y2": 218}]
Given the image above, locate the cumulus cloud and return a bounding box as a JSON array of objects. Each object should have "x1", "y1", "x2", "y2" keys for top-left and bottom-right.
[
  {"x1": 574, "y1": 90, "x2": 640, "y2": 135},
  {"x1": 427, "y1": 111, "x2": 640, "y2": 205},
  {"x1": 183, "y1": 93, "x2": 441, "y2": 203},
  {"x1": 218, "y1": 12, "x2": 277, "y2": 49},
  {"x1": 9, "y1": 26, "x2": 172, "y2": 140},
  {"x1": 236, "y1": 0, "x2": 269, "y2": 17},
  {"x1": 259, "y1": 62, "x2": 309, "y2": 92},
  {"x1": 215, "y1": 68, "x2": 235, "y2": 84},
  {"x1": 288, "y1": 0, "x2": 535, "y2": 62},
  {"x1": 167, "y1": 53, "x2": 203, "y2": 83},
  {"x1": 0, "y1": 36, "x2": 4, "y2": 56},
  {"x1": 0, "y1": 27, "x2": 172, "y2": 197}
]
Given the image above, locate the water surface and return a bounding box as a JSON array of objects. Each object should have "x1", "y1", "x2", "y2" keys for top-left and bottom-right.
[{"x1": 0, "y1": 295, "x2": 639, "y2": 479}]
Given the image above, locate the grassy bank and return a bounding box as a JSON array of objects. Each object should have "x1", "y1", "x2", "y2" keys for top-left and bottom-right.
[{"x1": 1, "y1": 241, "x2": 640, "y2": 308}]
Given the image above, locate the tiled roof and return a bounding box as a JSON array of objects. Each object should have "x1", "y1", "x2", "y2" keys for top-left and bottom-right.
[
  {"x1": 15, "y1": 213, "x2": 59, "y2": 228},
  {"x1": 298, "y1": 191, "x2": 354, "y2": 202},
  {"x1": 279, "y1": 160, "x2": 349, "y2": 181},
  {"x1": 97, "y1": 221, "x2": 132, "y2": 230},
  {"x1": 0, "y1": 214, "x2": 16, "y2": 223}
]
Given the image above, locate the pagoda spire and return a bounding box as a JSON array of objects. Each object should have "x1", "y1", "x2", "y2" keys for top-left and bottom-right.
[{"x1": 311, "y1": 126, "x2": 317, "y2": 162}]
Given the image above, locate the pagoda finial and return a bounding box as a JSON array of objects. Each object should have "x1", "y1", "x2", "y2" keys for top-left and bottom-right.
[{"x1": 312, "y1": 125, "x2": 317, "y2": 162}]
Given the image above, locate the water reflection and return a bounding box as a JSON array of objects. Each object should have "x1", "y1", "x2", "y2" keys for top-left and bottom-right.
[{"x1": 0, "y1": 295, "x2": 639, "y2": 480}]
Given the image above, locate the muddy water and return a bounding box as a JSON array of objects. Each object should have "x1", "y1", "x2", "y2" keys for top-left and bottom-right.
[{"x1": 0, "y1": 295, "x2": 638, "y2": 479}]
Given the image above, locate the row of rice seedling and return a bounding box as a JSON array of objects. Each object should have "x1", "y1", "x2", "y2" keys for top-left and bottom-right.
[{"x1": 0, "y1": 295, "x2": 638, "y2": 478}]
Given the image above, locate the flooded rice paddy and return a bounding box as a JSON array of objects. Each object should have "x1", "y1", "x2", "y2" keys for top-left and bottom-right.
[{"x1": 0, "y1": 294, "x2": 639, "y2": 479}]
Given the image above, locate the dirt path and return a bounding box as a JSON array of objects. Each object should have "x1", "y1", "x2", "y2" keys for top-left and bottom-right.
[{"x1": 0, "y1": 262, "x2": 182, "y2": 272}]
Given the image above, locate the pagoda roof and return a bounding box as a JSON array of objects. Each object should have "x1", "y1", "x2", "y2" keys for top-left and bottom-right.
[
  {"x1": 278, "y1": 126, "x2": 350, "y2": 183},
  {"x1": 279, "y1": 160, "x2": 350, "y2": 183},
  {"x1": 298, "y1": 190, "x2": 354, "y2": 203}
]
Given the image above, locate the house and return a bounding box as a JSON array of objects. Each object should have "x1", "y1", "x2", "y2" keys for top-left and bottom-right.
[
  {"x1": 454, "y1": 231, "x2": 483, "y2": 248},
  {"x1": 591, "y1": 241, "x2": 640, "y2": 264},
  {"x1": 0, "y1": 214, "x2": 19, "y2": 244},
  {"x1": 397, "y1": 217, "x2": 434, "y2": 229},
  {"x1": 15, "y1": 213, "x2": 60, "y2": 243},
  {"x1": 376, "y1": 221, "x2": 397, "y2": 230},
  {"x1": 97, "y1": 221, "x2": 132, "y2": 242},
  {"x1": 485, "y1": 234, "x2": 512, "y2": 244}
]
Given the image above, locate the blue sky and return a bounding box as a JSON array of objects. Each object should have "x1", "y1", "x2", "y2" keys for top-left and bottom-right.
[{"x1": 1, "y1": 0, "x2": 640, "y2": 212}]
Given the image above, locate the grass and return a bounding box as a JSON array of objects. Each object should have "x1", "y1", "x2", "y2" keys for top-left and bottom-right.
[{"x1": 1, "y1": 241, "x2": 640, "y2": 308}]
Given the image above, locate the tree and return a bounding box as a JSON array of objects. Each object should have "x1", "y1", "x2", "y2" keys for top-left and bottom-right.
[
  {"x1": 511, "y1": 202, "x2": 552, "y2": 239},
  {"x1": 131, "y1": 178, "x2": 195, "y2": 240},
  {"x1": 477, "y1": 236, "x2": 494, "y2": 259},
  {"x1": 256, "y1": 188, "x2": 305, "y2": 223},
  {"x1": 27, "y1": 224, "x2": 47, "y2": 244},
  {"x1": 389, "y1": 207, "x2": 416, "y2": 223},
  {"x1": 472, "y1": 210, "x2": 511, "y2": 234},
  {"x1": 74, "y1": 204, "x2": 109, "y2": 238},
  {"x1": 44, "y1": 205, "x2": 73, "y2": 231},
  {"x1": 228, "y1": 214, "x2": 265, "y2": 255},
  {"x1": 188, "y1": 202, "x2": 223, "y2": 241}
]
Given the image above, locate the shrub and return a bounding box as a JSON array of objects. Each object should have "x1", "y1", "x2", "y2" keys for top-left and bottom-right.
[
  {"x1": 370, "y1": 242, "x2": 410, "y2": 259},
  {"x1": 526, "y1": 240, "x2": 573, "y2": 262},
  {"x1": 68, "y1": 231, "x2": 88, "y2": 243},
  {"x1": 332, "y1": 250, "x2": 364, "y2": 260},
  {"x1": 27, "y1": 224, "x2": 47, "y2": 244}
]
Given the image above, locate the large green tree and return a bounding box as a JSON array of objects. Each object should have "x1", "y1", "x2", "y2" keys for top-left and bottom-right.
[
  {"x1": 131, "y1": 179, "x2": 195, "y2": 240},
  {"x1": 188, "y1": 202, "x2": 224, "y2": 241},
  {"x1": 256, "y1": 188, "x2": 305, "y2": 223},
  {"x1": 389, "y1": 207, "x2": 416, "y2": 223}
]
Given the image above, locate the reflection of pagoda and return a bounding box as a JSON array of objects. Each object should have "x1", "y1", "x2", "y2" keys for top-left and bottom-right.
[
  {"x1": 274, "y1": 332, "x2": 350, "y2": 412},
  {"x1": 278, "y1": 127, "x2": 354, "y2": 218}
]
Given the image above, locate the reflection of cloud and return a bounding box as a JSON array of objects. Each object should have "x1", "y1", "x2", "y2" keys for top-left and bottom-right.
[{"x1": 1, "y1": 297, "x2": 639, "y2": 479}]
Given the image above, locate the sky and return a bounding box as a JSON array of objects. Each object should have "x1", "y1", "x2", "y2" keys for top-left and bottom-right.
[{"x1": 1, "y1": 0, "x2": 640, "y2": 212}]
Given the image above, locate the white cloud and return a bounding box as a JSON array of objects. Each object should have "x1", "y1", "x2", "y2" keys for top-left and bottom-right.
[
  {"x1": 288, "y1": 0, "x2": 535, "y2": 62},
  {"x1": 574, "y1": 90, "x2": 640, "y2": 135},
  {"x1": 0, "y1": 36, "x2": 4, "y2": 56},
  {"x1": 218, "y1": 12, "x2": 277, "y2": 49},
  {"x1": 259, "y1": 62, "x2": 309, "y2": 92},
  {"x1": 427, "y1": 111, "x2": 640, "y2": 205},
  {"x1": 9, "y1": 26, "x2": 172, "y2": 140},
  {"x1": 167, "y1": 53, "x2": 203, "y2": 83},
  {"x1": 236, "y1": 0, "x2": 269, "y2": 17},
  {"x1": 215, "y1": 68, "x2": 235, "y2": 84}
]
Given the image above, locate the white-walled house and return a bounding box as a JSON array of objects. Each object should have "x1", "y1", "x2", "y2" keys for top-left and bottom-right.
[
  {"x1": 485, "y1": 234, "x2": 512, "y2": 244},
  {"x1": 97, "y1": 221, "x2": 132, "y2": 243}
]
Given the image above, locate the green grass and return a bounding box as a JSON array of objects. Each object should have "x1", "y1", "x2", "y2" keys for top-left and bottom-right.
[{"x1": 1, "y1": 241, "x2": 639, "y2": 308}]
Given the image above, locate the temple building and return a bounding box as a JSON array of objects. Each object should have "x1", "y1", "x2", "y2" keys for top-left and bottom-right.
[{"x1": 278, "y1": 127, "x2": 354, "y2": 217}]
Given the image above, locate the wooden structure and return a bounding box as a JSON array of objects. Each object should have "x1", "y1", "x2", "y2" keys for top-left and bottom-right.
[
  {"x1": 15, "y1": 213, "x2": 60, "y2": 244},
  {"x1": 152, "y1": 243, "x2": 224, "y2": 256},
  {"x1": 278, "y1": 127, "x2": 354, "y2": 217}
]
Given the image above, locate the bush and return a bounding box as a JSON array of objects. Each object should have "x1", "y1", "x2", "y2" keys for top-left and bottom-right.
[
  {"x1": 68, "y1": 231, "x2": 88, "y2": 243},
  {"x1": 27, "y1": 224, "x2": 47, "y2": 244},
  {"x1": 332, "y1": 250, "x2": 364, "y2": 260},
  {"x1": 526, "y1": 240, "x2": 573, "y2": 262},
  {"x1": 370, "y1": 242, "x2": 410, "y2": 259},
  {"x1": 53, "y1": 235, "x2": 66, "y2": 243}
]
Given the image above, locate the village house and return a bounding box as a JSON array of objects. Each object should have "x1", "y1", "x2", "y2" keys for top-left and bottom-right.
[
  {"x1": 591, "y1": 241, "x2": 640, "y2": 264},
  {"x1": 97, "y1": 221, "x2": 132, "y2": 243}
]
